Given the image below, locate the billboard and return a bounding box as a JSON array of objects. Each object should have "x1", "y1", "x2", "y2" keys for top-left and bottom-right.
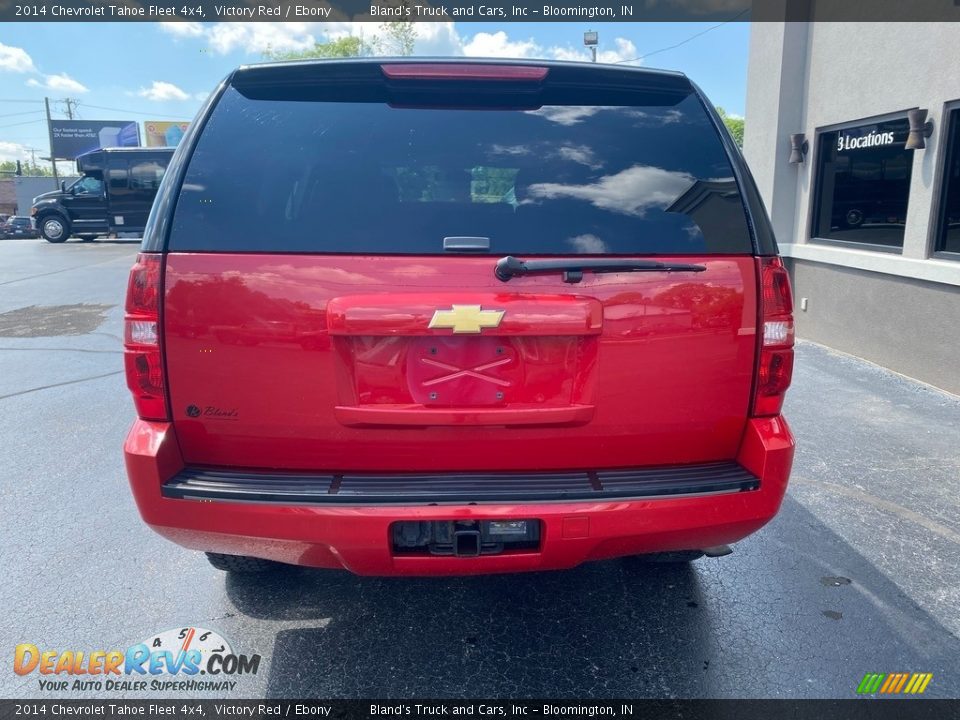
[
  {"x1": 50, "y1": 120, "x2": 140, "y2": 160},
  {"x1": 144, "y1": 121, "x2": 190, "y2": 147}
]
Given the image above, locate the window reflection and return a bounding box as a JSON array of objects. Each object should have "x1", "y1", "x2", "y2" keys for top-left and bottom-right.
[{"x1": 813, "y1": 118, "x2": 913, "y2": 250}]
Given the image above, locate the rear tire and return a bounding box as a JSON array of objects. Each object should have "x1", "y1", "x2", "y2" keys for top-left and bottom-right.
[
  {"x1": 205, "y1": 552, "x2": 278, "y2": 573},
  {"x1": 39, "y1": 215, "x2": 70, "y2": 243},
  {"x1": 627, "y1": 550, "x2": 705, "y2": 564}
]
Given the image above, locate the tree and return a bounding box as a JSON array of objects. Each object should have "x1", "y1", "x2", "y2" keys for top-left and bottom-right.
[
  {"x1": 264, "y1": 35, "x2": 373, "y2": 61},
  {"x1": 715, "y1": 107, "x2": 744, "y2": 147},
  {"x1": 263, "y1": 18, "x2": 417, "y2": 62},
  {"x1": 0, "y1": 160, "x2": 56, "y2": 177},
  {"x1": 379, "y1": 20, "x2": 417, "y2": 56}
]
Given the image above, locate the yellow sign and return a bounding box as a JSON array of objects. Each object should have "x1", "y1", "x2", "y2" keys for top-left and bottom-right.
[
  {"x1": 144, "y1": 121, "x2": 190, "y2": 147},
  {"x1": 428, "y1": 305, "x2": 504, "y2": 334}
]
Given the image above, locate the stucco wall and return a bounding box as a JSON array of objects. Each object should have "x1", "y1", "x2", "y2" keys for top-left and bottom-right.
[
  {"x1": 14, "y1": 176, "x2": 78, "y2": 216},
  {"x1": 786, "y1": 258, "x2": 960, "y2": 395},
  {"x1": 746, "y1": 22, "x2": 960, "y2": 394}
]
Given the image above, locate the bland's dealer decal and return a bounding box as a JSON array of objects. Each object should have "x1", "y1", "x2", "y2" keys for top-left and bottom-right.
[{"x1": 13, "y1": 627, "x2": 261, "y2": 692}]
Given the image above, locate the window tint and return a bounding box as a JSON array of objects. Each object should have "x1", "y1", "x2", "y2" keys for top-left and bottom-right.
[
  {"x1": 130, "y1": 161, "x2": 165, "y2": 191},
  {"x1": 170, "y1": 86, "x2": 752, "y2": 255},
  {"x1": 73, "y1": 176, "x2": 103, "y2": 195},
  {"x1": 109, "y1": 165, "x2": 128, "y2": 191},
  {"x1": 936, "y1": 108, "x2": 960, "y2": 257},
  {"x1": 812, "y1": 117, "x2": 913, "y2": 250}
]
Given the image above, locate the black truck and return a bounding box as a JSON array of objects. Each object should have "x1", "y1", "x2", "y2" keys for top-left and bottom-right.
[{"x1": 31, "y1": 147, "x2": 174, "y2": 243}]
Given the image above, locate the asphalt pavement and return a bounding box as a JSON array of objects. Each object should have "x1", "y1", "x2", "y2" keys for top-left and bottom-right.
[{"x1": 0, "y1": 237, "x2": 958, "y2": 699}]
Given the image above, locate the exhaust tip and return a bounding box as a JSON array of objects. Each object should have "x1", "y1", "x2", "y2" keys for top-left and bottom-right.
[{"x1": 702, "y1": 544, "x2": 733, "y2": 558}]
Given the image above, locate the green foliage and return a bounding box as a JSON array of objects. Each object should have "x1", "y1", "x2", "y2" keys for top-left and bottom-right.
[
  {"x1": 0, "y1": 160, "x2": 55, "y2": 177},
  {"x1": 264, "y1": 35, "x2": 372, "y2": 60},
  {"x1": 263, "y1": 18, "x2": 417, "y2": 61},
  {"x1": 379, "y1": 21, "x2": 417, "y2": 56},
  {"x1": 715, "y1": 107, "x2": 744, "y2": 148}
]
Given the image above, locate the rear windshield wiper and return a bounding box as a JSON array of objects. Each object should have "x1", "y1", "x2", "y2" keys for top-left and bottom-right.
[{"x1": 494, "y1": 255, "x2": 707, "y2": 283}]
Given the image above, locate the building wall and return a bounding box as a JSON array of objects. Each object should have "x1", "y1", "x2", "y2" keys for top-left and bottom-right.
[
  {"x1": 0, "y1": 178, "x2": 15, "y2": 215},
  {"x1": 786, "y1": 258, "x2": 960, "y2": 395},
  {"x1": 746, "y1": 22, "x2": 960, "y2": 395},
  {"x1": 14, "y1": 176, "x2": 79, "y2": 216}
]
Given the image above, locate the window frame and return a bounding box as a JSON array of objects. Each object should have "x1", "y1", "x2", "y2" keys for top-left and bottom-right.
[
  {"x1": 808, "y1": 111, "x2": 916, "y2": 255},
  {"x1": 931, "y1": 101, "x2": 960, "y2": 262}
]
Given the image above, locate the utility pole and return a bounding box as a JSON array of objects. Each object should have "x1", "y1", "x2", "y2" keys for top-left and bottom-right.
[
  {"x1": 44, "y1": 97, "x2": 59, "y2": 186},
  {"x1": 62, "y1": 98, "x2": 78, "y2": 120}
]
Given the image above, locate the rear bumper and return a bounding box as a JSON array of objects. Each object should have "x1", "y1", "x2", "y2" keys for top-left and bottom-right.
[{"x1": 124, "y1": 417, "x2": 794, "y2": 576}]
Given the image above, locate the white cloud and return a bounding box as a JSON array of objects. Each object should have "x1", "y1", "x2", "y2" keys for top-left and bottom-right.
[
  {"x1": 151, "y1": 22, "x2": 636, "y2": 68},
  {"x1": 0, "y1": 42, "x2": 35, "y2": 73},
  {"x1": 198, "y1": 21, "x2": 462, "y2": 57},
  {"x1": 463, "y1": 31, "x2": 542, "y2": 58},
  {"x1": 527, "y1": 165, "x2": 695, "y2": 217},
  {"x1": 207, "y1": 22, "x2": 319, "y2": 54},
  {"x1": 556, "y1": 145, "x2": 602, "y2": 169},
  {"x1": 26, "y1": 73, "x2": 89, "y2": 93},
  {"x1": 530, "y1": 106, "x2": 609, "y2": 127},
  {"x1": 461, "y1": 31, "x2": 638, "y2": 65},
  {"x1": 0, "y1": 141, "x2": 31, "y2": 163},
  {"x1": 159, "y1": 21, "x2": 205, "y2": 38},
  {"x1": 568, "y1": 234, "x2": 609, "y2": 253},
  {"x1": 138, "y1": 81, "x2": 190, "y2": 101},
  {"x1": 550, "y1": 37, "x2": 639, "y2": 64},
  {"x1": 408, "y1": 22, "x2": 463, "y2": 56}
]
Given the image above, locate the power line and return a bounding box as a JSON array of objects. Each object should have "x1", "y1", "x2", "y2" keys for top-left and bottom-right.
[
  {"x1": 1, "y1": 99, "x2": 190, "y2": 120},
  {"x1": 0, "y1": 118, "x2": 44, "y2": 130},
  {"x1": 615, "y1": 9, "x2": 750, "y2": 65},
  {"x1": 0, "y1": 110, "x2": 44, "y2": 119},
  {"x1": 81, "y1": 103, "x2": 192, "y2": 120}
]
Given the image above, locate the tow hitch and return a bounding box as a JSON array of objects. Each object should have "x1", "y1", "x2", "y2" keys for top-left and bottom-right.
[{"x1": 392, "y1": 519, "x2": 540, "y2": 557}]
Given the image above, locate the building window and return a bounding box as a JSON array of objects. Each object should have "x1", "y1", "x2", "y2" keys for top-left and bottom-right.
[
  {"x1": 935, "y1": 108, "x2": 960, "y2": 257},
  {"x1": 812, "y1": 117, "x2": 913, "y2": 251}
]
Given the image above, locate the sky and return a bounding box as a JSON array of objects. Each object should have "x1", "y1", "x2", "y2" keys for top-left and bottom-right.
[{"x1": 0, "y1": 21, "x2": 750, "y2": 167}]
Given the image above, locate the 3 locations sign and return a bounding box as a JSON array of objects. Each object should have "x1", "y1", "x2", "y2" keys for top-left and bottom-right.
[
  {"x1": 50, "y1": 120, "x2": 140, "y2": 160},
  {"x1": 836, "y1": 118, "x2": 909, "y2": 153}
]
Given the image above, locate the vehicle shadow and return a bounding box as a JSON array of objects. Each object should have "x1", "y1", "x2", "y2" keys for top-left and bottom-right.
[{"x1": 224, "y1": 498, "x2": 960, "y2": 698}]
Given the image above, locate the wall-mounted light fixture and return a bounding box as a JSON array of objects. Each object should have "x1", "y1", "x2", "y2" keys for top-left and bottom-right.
[
  {"x1": 905, "y1": 108, "x2": 934, "y2": 150},
  {"x1": 788, "y1": 133, "x2": 809, "y2": 164}
]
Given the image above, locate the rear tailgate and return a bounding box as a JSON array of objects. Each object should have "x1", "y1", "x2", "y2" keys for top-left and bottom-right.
[
  {"x1": 164, "y1": 254, "x2": 755, "y2": 471},
  {"x1": 159, "y1": 60, "x2": 761, "y2": 473}
]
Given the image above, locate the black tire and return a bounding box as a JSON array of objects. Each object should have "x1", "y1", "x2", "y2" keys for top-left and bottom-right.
[
  {"x1": 845, "y1": 208, "x2": 864, "y2": 228},
  {"x1": 39, "y1": 215, "x2": 70, "y2": 243},
  {"x1": 627, "y1": 550, "x2": 705, "y2": 564},
  {"x1": 205, "y1": 552, "x2": 278, "y2": 573}
]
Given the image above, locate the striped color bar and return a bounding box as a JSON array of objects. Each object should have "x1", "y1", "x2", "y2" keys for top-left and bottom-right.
[{"x1": 857, "y1": 673, "x2": 933, "y2": 694}]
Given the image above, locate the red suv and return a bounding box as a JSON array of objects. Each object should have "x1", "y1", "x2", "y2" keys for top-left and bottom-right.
[{"x1": 123, "y1": 59, "x2": 795, "y2": 576}]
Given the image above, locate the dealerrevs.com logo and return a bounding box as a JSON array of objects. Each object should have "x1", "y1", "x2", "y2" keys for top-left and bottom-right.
[{"x1": 14, "y1": 627, "x2": 261, "y2": 692}]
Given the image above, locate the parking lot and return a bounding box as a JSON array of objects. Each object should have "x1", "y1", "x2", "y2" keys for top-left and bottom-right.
[{"x1": 0, "y1": 237, "x2": 958, "y2": 699}]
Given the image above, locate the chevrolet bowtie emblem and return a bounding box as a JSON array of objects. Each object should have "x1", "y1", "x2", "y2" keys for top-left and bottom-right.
[{"x1": 428, "y1": 305, "x2": 505, "y2": 334}]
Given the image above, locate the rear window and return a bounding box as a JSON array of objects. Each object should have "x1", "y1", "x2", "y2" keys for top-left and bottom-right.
[{"x1": 169, "y1": 80, "x2": 752, "y2": 255}]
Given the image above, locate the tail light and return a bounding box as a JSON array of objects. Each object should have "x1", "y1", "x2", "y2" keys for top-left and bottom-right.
[
  {"x1": 752, "y1": 256, "x2": 794, "y2": 417},
  {"x1": 381, "y1": 64, "x2": 549, "y2": 82},
  {"x1": 124, "y1": 253, "x2": 168, "y2": 421}
]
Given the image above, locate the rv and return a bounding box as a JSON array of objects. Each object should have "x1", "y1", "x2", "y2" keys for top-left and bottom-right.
[{"x1": 31, "y1": 147, "x2": 174, "y2": 242}]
